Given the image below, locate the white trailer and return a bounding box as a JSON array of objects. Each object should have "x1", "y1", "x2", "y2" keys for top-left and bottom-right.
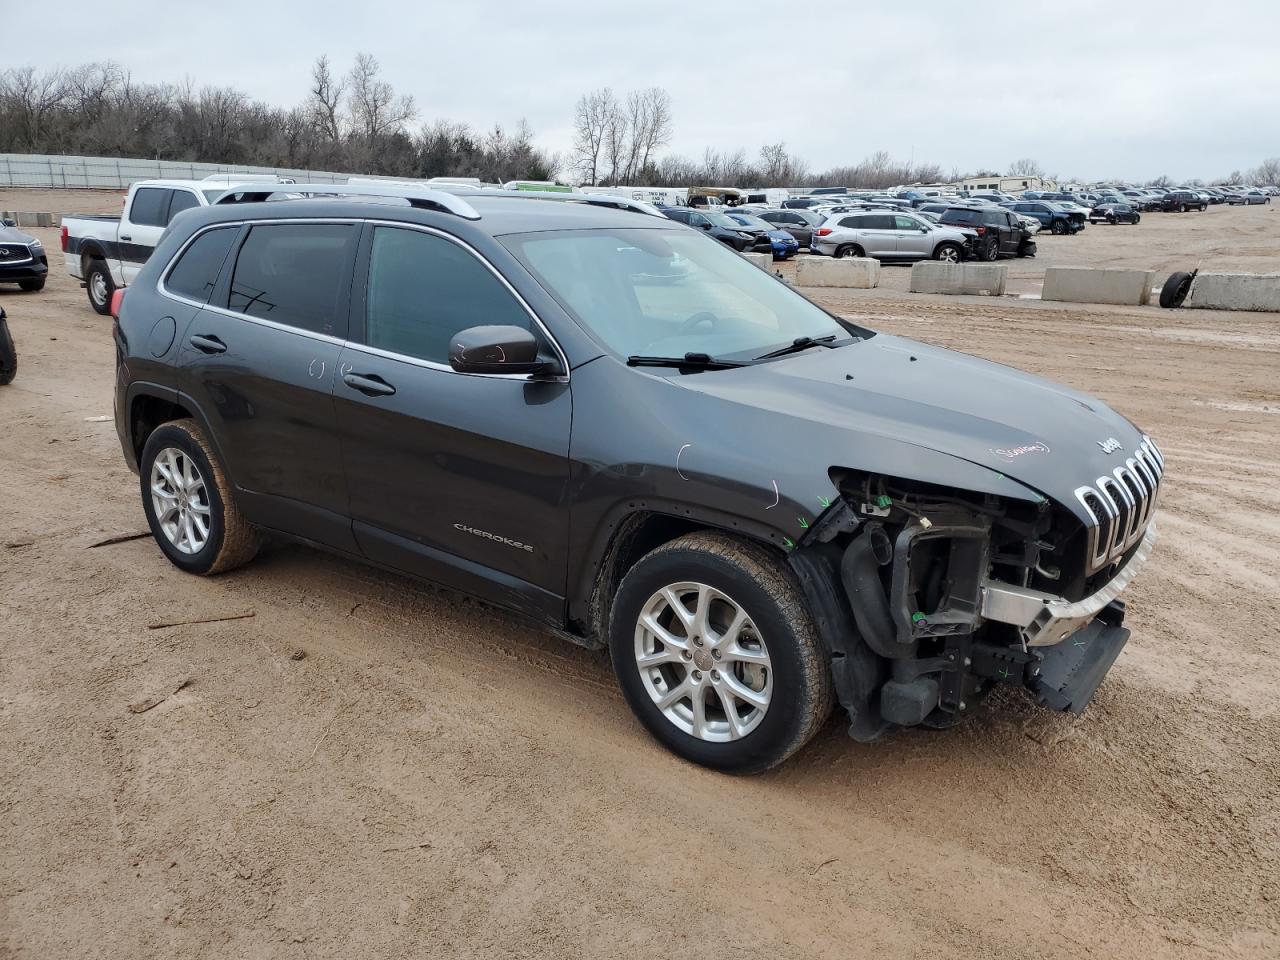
[{"x1": 580, "y1": 185, "x2": 688, "y2": 207}]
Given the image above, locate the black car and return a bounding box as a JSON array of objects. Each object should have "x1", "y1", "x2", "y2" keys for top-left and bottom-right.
[
  {"x1": 1088, "y1": 202, "x2": 1141, "y2": 225},
  {"x1": 0, "y1": 220, "x2": 48, "y2": 292},
  {"x1": 936, "y1": 206, "x2": 1037, "y2": 259},
  {"x1": 1159, "y1": 191, "x2": 1207, "y2": 212},
  {"x1": 111, "y1": 183, "x2": 1165, "y2": 773},
  {"x1": 661, "y1": 207, "x2": 770, "y2": 252},
  {"x1": 754, "y1": 208, "x2": 825, "y2": 248}
]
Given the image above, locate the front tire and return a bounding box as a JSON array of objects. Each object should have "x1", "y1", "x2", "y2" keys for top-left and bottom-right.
[
  {"x1": 1051, "y1": 220, "x2": 1067, "y2": 235},
  {"x1": 981, "y1": 237, "x2": 1000, "y2": 261},
  {"x1": 18, "y1": 277, "x2": 45, "y2": 292},
  {"x1": 139, "y1": 419, "x2": 260, "y2": 575},
  {"x1": 85, "y1": 259, "x2": 114, "y2": 315},
  {"x1": 609, "y1": 532, "x2": 833, "y2": 774},
  {"x1": 933, "y1": 242, "x2": 963, "y2": 263}
]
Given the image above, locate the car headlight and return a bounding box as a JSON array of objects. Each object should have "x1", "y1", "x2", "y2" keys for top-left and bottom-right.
[{"x1": 29, "y1": 240, "x2": 42, "y2": 251}]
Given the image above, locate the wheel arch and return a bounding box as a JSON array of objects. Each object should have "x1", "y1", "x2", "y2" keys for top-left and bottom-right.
[{"x1": 571, "y1": 502, "x2": 792, "y2": 644}]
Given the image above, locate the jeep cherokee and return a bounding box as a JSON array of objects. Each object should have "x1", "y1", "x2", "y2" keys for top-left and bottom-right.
[{"x1": 111, "y1": 183, "x2": 1164, "y2": 773}]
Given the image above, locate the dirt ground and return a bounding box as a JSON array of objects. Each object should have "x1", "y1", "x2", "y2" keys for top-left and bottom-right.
[{"x1": 1, "y1": 189, "x2": 1278, "y2": 959}]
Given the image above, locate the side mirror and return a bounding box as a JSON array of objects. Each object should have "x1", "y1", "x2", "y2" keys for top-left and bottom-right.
[{"x1": 449, "y1": 325, "x2": 549, "y2": 376}]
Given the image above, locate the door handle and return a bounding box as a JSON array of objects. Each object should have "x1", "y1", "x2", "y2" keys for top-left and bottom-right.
[
  {"x1": 189, "y1": 334, "x2": 227, "y2": 354},
  {"x1": 343, "y1": 372, "x2": 396, "y2": 397},
  {"x1": 120, "y1": 234, "x2": 132, "y2": 241}
]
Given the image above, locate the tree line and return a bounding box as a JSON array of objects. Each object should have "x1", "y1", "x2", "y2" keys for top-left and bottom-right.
[
  {"x1": 0, "y1": 57, "x2": 559, "y2": 182},
  {"x1": 2, "y1": 63, "x2": 1275, "y2": 190}
]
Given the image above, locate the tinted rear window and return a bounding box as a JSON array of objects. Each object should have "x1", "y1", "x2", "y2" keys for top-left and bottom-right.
[
  {"x1": 165, "y1": 227, "x2": 237, "y2": 304},
  {"x1": 227, "y1": 223, "x2": 358, "y2": 337},
  {"x1": 943, "y1": 208, "x2": 981, "y2": 223},
  {"x1": 130, "y1": 188, "x2": 170, "y2": 227}
]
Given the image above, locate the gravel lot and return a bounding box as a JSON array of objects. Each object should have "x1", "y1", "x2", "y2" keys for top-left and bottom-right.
[{"x1": 1, "y1": 190, "x2": 1278, "y2": 959}]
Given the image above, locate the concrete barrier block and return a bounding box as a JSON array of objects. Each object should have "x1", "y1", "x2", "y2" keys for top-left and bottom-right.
[
  {"x1": 739, "y1": 252, "x2": 773, "y2": 271},
  {"x1": 909, "y1": 261, "x2": 1007, "y2": 296},
  {"x1": 1041, "y1": 266, "x2": 1154, "y2": 305},
  {"x1": 1186, "y1": 272, "x2": 1280, "y2": 312},
  {"x1": 796, "y1": 256, "x2": 880, "y2": 289}
]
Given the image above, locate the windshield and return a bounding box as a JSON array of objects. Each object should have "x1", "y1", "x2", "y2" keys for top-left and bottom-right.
[
  {"x1": 727, "y1": 214, "x2": 771, "y2": 230},
  {"x1": 503, "y1": 228, "x2": 852, "y2": 361}
]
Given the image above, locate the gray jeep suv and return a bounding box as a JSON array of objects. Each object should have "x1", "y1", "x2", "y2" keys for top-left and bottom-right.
[{"x1": 110, "y1": 183, "x2": 1163, "y2": 772}]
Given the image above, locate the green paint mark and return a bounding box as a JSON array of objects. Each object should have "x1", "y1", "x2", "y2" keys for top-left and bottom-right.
[
  {"x1": 875, "y1": 494, "x2": 892, "y2": 509},
  {"x1": 783, "y1": 536, "x2": 795, "y2": 549},
  {"x1": 998, "y1": 667, "x2": 1011, "y2": 680},
  {"x1": 818, "y1": 495, "x2": 832, "y2": 509},
  {"x1": 798, "y1": 517, "x2": 809, "y2": 529},
  {"x1": 1073, "y1": 638, "x2": 1088, "y2": 648},
  {"x1": 911, "y1": 611, "x2": 927, "y2": 624}
]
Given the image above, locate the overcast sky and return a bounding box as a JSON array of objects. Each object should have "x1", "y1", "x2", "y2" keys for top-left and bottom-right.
[{"x1": 19, "y1": 0, "x2": 1280, "y2": 182}]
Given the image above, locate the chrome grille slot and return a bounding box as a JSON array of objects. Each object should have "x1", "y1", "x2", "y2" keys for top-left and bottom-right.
[{"x1": 1073, "y1": 436, "x2": 1164, "y2": 573}]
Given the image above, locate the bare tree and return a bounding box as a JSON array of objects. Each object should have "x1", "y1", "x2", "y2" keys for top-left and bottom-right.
[
  {"x1": 1008, "y1": 158, "x2": 1045, "y2": 177},
  {"x1": 1253, "y1": 157, "x2": 1280, "y2": 185},
  {"x1": 1, "y1": 66, "x2": 69, "y2": 148},
  {"x1": 347, "y1": 53, "x2": 415, "y2": 143},
  {"x1": 308, "y1": 55, "x2": 345, "y2": 142},
  {"x1": 572, "y1": 88, "x2": 615, "y2": 185}
]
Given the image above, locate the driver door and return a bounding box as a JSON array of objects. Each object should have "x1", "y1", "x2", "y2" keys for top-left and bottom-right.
[{"x1": 333, "y1": 223, "x2": 573, "y2": 624}]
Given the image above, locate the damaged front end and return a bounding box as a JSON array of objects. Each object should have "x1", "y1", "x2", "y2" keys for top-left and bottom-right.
[{"x1": 790, "y1": 439, "x2": 1164, "y2": 740}]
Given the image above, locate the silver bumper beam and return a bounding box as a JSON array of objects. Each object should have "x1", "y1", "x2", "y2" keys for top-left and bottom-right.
[{"x1": 980, "y1": 524, "x2": 1158, "y2": 647}]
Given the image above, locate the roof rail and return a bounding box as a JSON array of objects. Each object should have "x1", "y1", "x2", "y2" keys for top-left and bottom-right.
[
  {"x1": 213, "y1": 182, "x2": 481, "y2": 220},
  {"x1": 440, "y1": 186, "x2": 665, "y2": 218}
]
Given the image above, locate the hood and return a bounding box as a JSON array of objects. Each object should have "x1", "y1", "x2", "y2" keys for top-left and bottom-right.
[
  {"x1": 669, "y1": 334, "x2": 1147, "y2": 521},
  {"x1": 0, "y1": 225, "x2": 38, "y2": 245}
]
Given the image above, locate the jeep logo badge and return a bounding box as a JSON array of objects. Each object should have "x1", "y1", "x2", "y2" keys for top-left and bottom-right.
[{"x1": 1097, "y1": 437, "x2": 1122, "y2": 454}]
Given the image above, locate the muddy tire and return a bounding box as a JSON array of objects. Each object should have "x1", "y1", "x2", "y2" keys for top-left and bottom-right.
[
  {"x1": 609, "y1": 532, "x2": 833, "y2": 774},
  {"x1": 139, "y1": 418, "x2": 259, "y2": 575},
  {"x1": 85, "y1": 259, "x2": 114, "y2": 316},
  {"x1": 18, "y1": 276, "x2": 45, "y2": 292},
  {"x1": 1159, "y1": 271, "x2": 1194, "y2": 309}
]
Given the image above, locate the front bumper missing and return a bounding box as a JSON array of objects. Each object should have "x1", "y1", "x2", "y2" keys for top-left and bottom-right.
[{"x1": 979, "y1": 524, "x2": 1157, "y2": 647}]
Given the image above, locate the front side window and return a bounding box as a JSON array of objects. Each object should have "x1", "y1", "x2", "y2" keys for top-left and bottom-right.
[
  {"x1": 363, "y1": 227, "x2": 531, "y2": 364},
  {"x1": 130, "y1": 188, "x2": 170, "y2": 227},
  {"x1": 227, "y1": 223, "x2": 357, "y2": 336},
  {"x1": 165, "y1": 227, "x2": 238, "y2": 304},
  {"x1": 894, "y1": 215, "x2": 924, "y2": 230},
  {"x1": 504, "y1": 227, "x2": 851, "y2": 362}
]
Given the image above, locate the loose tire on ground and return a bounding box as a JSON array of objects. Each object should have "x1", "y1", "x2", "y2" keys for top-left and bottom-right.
[
  {"x1": 1159, "y1": 271, "x2": 1194, "y2": 309},
  {"x1": 18, "y1": 277, "x2": 45, "y2": 292},
  {"x1": 139, "y1": 418, "x2": 260, "y2": 575},
  {"x1": 0, "y1": 320, "x2": 16, "y2": 385},
  {"x1": 85, "y1": 259, "x2": 114, "y2": 316},
  {"x1": 608, "y1": 532, "x2": 834, "y2": 774}
]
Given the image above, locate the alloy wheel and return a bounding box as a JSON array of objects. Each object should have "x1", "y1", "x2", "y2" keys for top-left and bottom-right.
[
  {"x1": 633, "y1": 581, "x2": 772, "y2": 742},
  {"x1": 938, "y1": 245, "x2": 960, "y2": 263},
  {"x1": 150, "y1": 447, "x2": 211, "y2": 555}
]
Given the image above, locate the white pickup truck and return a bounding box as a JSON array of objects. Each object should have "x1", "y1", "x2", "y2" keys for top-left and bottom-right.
[{"x1": 61, "y1": 175, "x2": 289, "y2": 314}]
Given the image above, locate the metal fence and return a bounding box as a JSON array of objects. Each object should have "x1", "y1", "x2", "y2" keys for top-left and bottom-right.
[{"x1": 0, "y1": 153, "x2": 409, "y2": 190}]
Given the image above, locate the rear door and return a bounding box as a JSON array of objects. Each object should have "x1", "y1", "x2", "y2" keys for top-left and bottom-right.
[
  {"x1": 333, "y1": 223, "x2": 572, "y2": 624},
  {"x1": 175, "y1": 220, "x2": 359, "y2": 550}
]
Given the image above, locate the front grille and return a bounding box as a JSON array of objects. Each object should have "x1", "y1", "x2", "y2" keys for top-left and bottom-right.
[
  {"x1": 1073, "y1": 437, "x2": 1164, "y2": 573},
  {"x1": 0, "y1": 243, "x2": 33, "y2": 263}
]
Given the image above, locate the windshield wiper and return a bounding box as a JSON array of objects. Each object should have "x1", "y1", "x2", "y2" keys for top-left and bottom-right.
[
  {"x1": 626, "y1": 352, "x2": 747, "y2": 370},
  {"x1": 754, "y1": 334, "x2": 841, "y2": 361}
]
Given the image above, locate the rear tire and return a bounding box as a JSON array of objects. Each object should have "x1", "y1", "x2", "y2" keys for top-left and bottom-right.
[
  {"x1": 834, "y1": 244, "x2": 864, "y2": 259},
  {"x1": 18, "y1": 277, "x2": 45, "y2": 292},
  {"x1": 139, "y1": 418, "x2": 260, "y2": 575},
  {"x1": 0, "y1": 320, "x2": 16, "y2": 385},
  {"x1": 981, "y1": 237, "x2": 1000, "y2": 261},
  {"x1": 85, "y1": 259, "x2": 114, "y2": 316},
  {"x1": 608, "y1": 532, "x2": 834, "y2": 774},
  {"x1": 1159, "y1": 271, "x2": 1194, "y2": 309}
]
